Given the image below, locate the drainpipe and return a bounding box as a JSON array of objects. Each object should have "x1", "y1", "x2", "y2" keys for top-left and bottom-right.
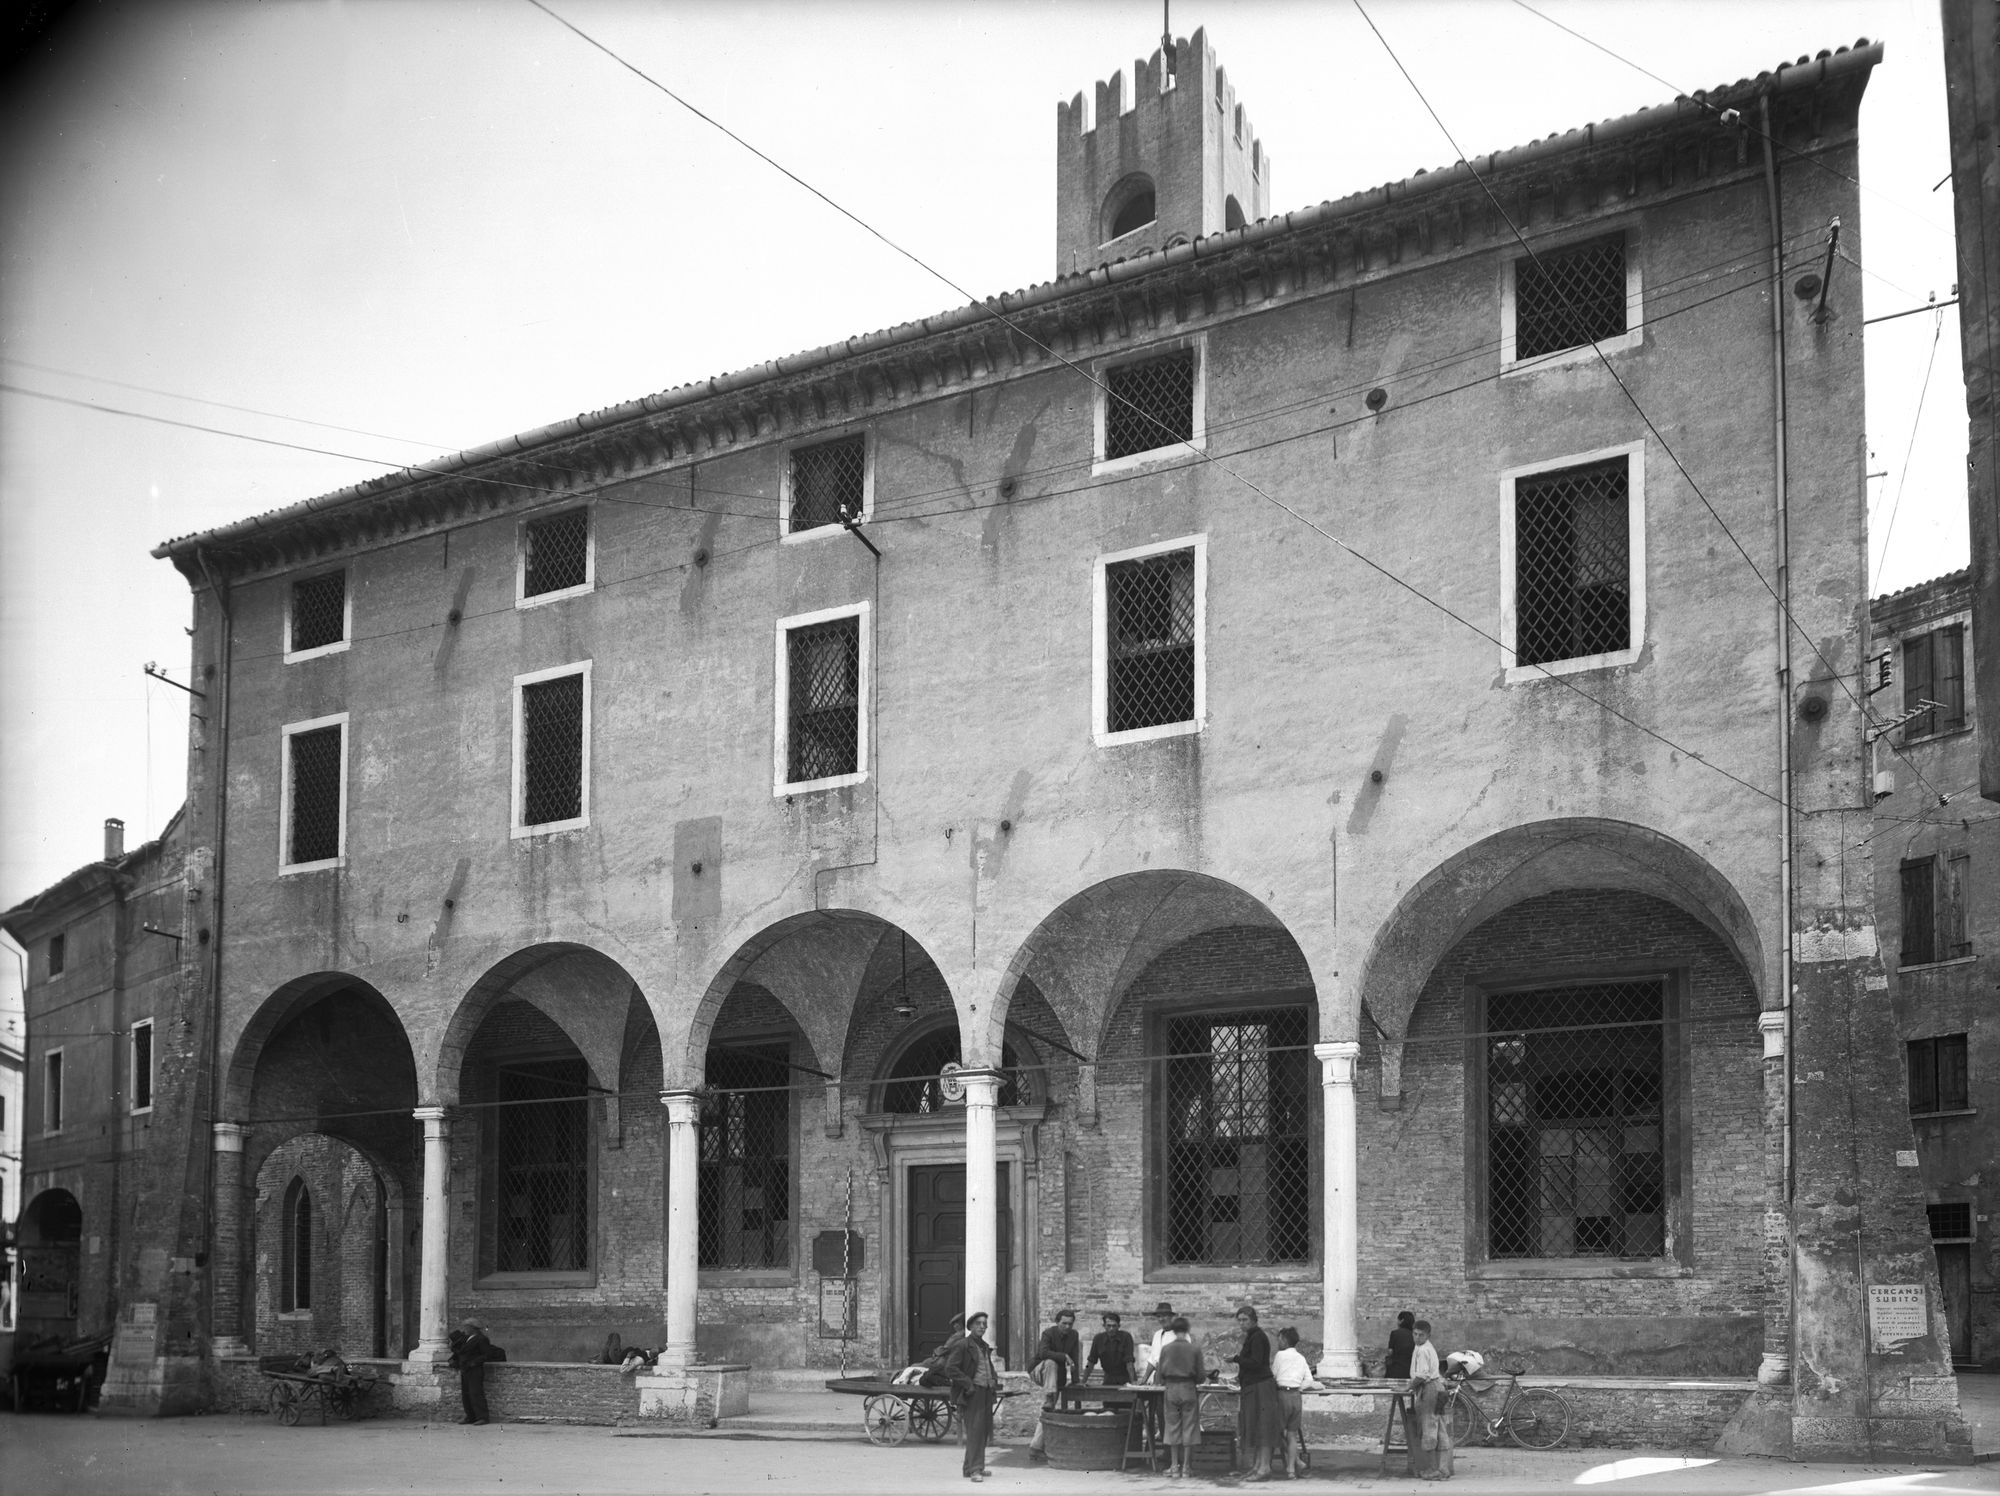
[
  {"x1": 1760, "y1": 93, "x2": 1797, "y2": 1354},
  {"x1": 193, "y1": 549, "x2": 233, "y2": 1344}
]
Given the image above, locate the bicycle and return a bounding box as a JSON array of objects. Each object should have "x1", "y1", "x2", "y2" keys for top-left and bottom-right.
[{"x1": 1441, "y1": 1364, "x2": 1569, "y2": 1450}]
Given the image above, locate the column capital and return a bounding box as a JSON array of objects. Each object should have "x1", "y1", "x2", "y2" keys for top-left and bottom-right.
[
  {"x1": 413, "y1": 1105, "x2": 450, "y2": 1138},
  {"x1": 661, "y1": 1089, "x2": 702, "y2": 1124},
  {"x1": 957, "y1": 1069, "x2": 1004, "y2": 1107},
  {"x1": 212, "y1": 1121, "x2": 246, "y2": 1152},
  {"x1": 1314, "y1": 1039, "x2": 1360, "y2": 1086},
  {"x1": 1757, "y1": 1010, "x2": 1787, "y2": 1058}
]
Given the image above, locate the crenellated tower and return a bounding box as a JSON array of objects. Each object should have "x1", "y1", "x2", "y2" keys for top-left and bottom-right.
[{"x1": 1055, "y1": 27, "x2": 1271, "y2": 276}]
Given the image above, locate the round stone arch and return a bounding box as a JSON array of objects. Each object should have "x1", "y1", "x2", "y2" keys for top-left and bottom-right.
[
  {"x1": 433, "y1": 941, "x2": 655, "y2": 1106},
  {"x1": 987, "y1": 870, "x2": 1310, "y2": 1074},
  {"x1": 1102, "y1": 172, "x2": 1157, "y2": 242},
  {"x1": 1354, "y1": 817, "x2": 1765, "y2": 1102},
  {"x1": 673, "y1": 910, "x2": 957, "y2": 1092},
  {"x1": 223, "y1": 971, "x2": 415, "y2": 1121}
]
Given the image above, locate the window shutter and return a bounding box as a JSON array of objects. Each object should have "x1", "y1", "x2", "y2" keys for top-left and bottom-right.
[
  {"x1": 1937, "y1": 625, "x2": 1967, "y2": 730},
  {"x1": 1945, "y1": 853, "x2": 1971, "y2": 958},
  {"x1": 1903, "y1": 632, "x2": 1937, "y2": 739},
  {"x1": 1900, "y1": 860, "x2": 1937, "y2": 966},
  {"x1": 1907, "y1": 1038, "x2": 1937, "y2": 1113},
  {"x1": 1939, "y1": 1034, "x2": 1970, "y2": 1111}
]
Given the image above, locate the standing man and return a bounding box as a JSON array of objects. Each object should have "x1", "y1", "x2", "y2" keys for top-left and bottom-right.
[
  {"x1": 946, "y1": 1311, "x2": 1000, "y2": 1483},
  {"x1": 1085, "y1": 1310, "x2": 1136, "y2": 1386},
  {"x1": 1150, "y1": 1314, "x2": 1206, "y2": 1481},
  {"x1": 1027, "y1": 1308, "x2": 1082, "y2": 1464},
  {"x1": 453, "y1": 1317, "x2": 493, "y2": 1426}
]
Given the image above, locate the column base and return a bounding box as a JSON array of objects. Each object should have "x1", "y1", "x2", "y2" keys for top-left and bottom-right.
[
  {"x1": 394, "y1": 1354, "x2": 450, "y2": 1410},
  {"x1": 1756, "y1": 1351, "x2": 1791, "y2": 1387},
  {"x1": 210, "y1": 1336, "x2": 251, "y2": 1359},
  {"x1": 1316, "y1": 1349, "x2": 1362, "y2": 1380},
  {"x1": 634, "y1": 1364, "x2": 750, "y2": 1425}
]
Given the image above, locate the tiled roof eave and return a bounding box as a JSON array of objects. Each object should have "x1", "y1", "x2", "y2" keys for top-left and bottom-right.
[{"x1": 152, "y1": 40, "x2": 1881, "y2": 579}]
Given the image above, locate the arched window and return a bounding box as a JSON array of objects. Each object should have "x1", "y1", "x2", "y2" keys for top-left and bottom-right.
[
  {"x1": 1102, "y1": 175, "x2": 1157, "y2": 244},
  {"x1": 281, "y1": 1178, "x2": 313, "y2": 1312},
  {"x1": 883, "y1": 1028, "x2": 1027, "y2": 1113},
  {"x1": 699, "y1": 1042, "x2": 793, "y2": 1270},
  {"x1": 1225, "y1": 196, "x2": 1245, "y2": 232}
]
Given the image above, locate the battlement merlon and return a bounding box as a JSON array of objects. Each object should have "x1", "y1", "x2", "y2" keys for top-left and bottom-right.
[{"x1": 1058, "y1": 31, "x2": 1222, "y2": 140}]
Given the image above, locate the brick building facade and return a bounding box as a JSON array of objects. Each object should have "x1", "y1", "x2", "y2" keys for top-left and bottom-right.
[
  {"x1": 1871, "y1": 568, "x2": 1998, "y2": 1368},
  {"x1": 29, "y1": 27, "x2": 1958, "y2": 1455}
]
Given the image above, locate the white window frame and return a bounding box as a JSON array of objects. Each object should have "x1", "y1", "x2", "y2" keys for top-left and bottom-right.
[
  {"x1": 1093, "y1": 534, "x2": 1208, "y2": 747},
  {"x1": 1500, "y1": 226, "x2": 1644, "y2": 374},
  {"x1": 515, "y1": 505, "x2": 597, "y2": 610},
  {"x1": 1092, "y1": 335, "x2": 1206, "y2": 477},
  {"x1": 283, "y1": 569, "x2": 352, "y2": 664},
  {"x1": 773, "y1": 601, "x2": 872, "y2": 795},
  {"x1": 279, "y1": 712, "x2": 350, "y2": 874},
  {"x1": 780, "y1": 431, "x2": 875, "y2": 542},
  {"x1": 512, "y1": 661, "x2": 593, "y2": 837},
  {"x1": 1499, "y1": 442, "x2": 1646, "y2": 685},
  {"x1": 130, "y1": 1019, "x2": 154, "y2": 1115},
  {"x1": 44, "y1": 1047, "x2": 63, "y2": 1135}
]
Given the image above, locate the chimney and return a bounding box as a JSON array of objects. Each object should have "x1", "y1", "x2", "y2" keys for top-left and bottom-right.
[{"x1": 104, "y1": 817, "x2": 125, "y2": 861}]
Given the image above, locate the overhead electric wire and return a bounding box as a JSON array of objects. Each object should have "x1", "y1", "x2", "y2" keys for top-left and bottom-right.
[
  {"x1": 518, "y1": 0, "x2": 1821, "y2": 817},
  {"x1": 1870, "y1": 306, "x2": 1947, "y2": 592},
  {"x1": 1505, "y1": 0, "x2": 1958, "y2": 246},
  {"x1": 1351, "y1": 0, "x2": 1954, "y2": 814}
]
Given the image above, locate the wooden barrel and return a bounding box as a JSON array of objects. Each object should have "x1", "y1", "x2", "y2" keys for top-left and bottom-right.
[{"x1": 1041, "y1": 1409, "x2": 1129, "y2": 1470}]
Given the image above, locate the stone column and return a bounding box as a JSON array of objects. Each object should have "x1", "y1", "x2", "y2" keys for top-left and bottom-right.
[
  {"x1": 962, "y1": 1071, "x2": 1001, "y2": 1336},
  {"x1": 210, "y1": 1122, "x2": 249, "y2": 1356},
  {"x1": 412, "y1": 1106, "x2": 453, "y2": 1364},
  {"x1": 1756, "y1": 1010, "x2": 1792, "y2": 1386},
  {"x1": 662, "y1": 1091, "x2": 702, "y2": 1371},
  {"x1": 1315, "y1": 1041, "x2": 1362, "y2": 1378}
]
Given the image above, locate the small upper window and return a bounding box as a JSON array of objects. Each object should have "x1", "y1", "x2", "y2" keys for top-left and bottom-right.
[
  {"x1": 1928, "y1": 1202, "x2": 1974, "y2": 1240},
  {"x1": 131, "y1": 1019, "x2": 154, "y2": 1113},
  {"x1": 1908, "y1": 1033, "x2": 1969, "y2": 1114},
  {"x1": 47, "y1": 932, "x2": 65, "y2": 978},
  {"x1": 776, "y1": 606, "x2": 868, "y2": 792},
  {"x1": 786, "y1": 435, "x2": 869, "y2": 535},
  {"x1": 520, "y1": 508, "x2": 593, "y2": 605},
  {"x1": 514, "y1": 664, "x2": 591, "y2": 834},
  {"x1": 281, "y1": 715, "x2": 348, "y2": 871},
  {"x1": 1102, "y1": 174, "x2": 1157, "y2": 245},
  {"x1": 287, "y1": 571, "x2": 348, "y2": 660},
  {"x1": 1225, "y1": 195, "x2": 1246, "y2": 232},
  {"x1": 45, "y1": 1049, "x2": 64, "y2": 1133},
  {"x1": 1503, "y1": 446, "x2": 1644, "y2": 680},
  {"x1": 1902, "y1": 624, "x2": 1967, "y2": 741},
  {"x1": 1515, "y1": 234, "x2": 1628, "y2": 359},
  {"x1": 1094, "y1": 536, "x2": 1205, "y2": 746},
  {"x1": 1098, "y1": 344, "x2": 1201, "y2": 468}
]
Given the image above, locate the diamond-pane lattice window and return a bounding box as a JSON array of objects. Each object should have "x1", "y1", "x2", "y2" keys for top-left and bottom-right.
[
  {"x1": 523, "y1": 509, "x2": 590, "y2": 598},
  {"x1": 1104, "y1": 348, "x2": 1195, "y2": 461},
  {"x1": 786, "y1": 615, "x2": 860, "y2": 784},
  {"x1": 881, "y1": 1029, "x2": 1026, "y2": 1113},
  {"x1": 1106, "y1": 548, "x2": 1197, "y2": 733},
  {"x1": 290, "y1": 571, "x2": 346, "y2": 653},
  {"x1": 1515, "y1": 458, "x2": 1631, "y2": 667},
  {"x1": 1164, "y1": 1007, "x2": 1312, "y2": 1266},
  {"x1": 789, "y1": 435, "x2": 867, "y2": 533},
  {"x1": 287, "y1": 723, "x2": 343, "y2": 865},
  {"x1": 521, "y1": 672, "x2": 585, "y2": 827},
  {"x1": 1515, "y1": 234, "x2": 1627, "y2": 360},
  {"x1": 495, "y1": 1057, "x2": 591, "y2": 1273},
  {"x1": 1484, "y1": 980, "x2": 1666, "y2": 1260},
  {"x1": 699, "y1": 1043, "x2": 792, "y2": 1270},
  {"x1": 1928, "y1": 1202, "x2": 1974, "y2": 1240}
]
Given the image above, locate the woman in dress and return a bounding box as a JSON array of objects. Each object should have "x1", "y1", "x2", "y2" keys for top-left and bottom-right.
[{"x1": 1228, "y1": 1304, "x2": 1281, "y2": 1480}]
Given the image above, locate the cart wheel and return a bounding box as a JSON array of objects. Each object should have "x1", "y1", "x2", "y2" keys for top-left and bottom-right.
[
  {"x1": 863, "y1": 1394, "x2": 910, "y2": 1445},
  {"x1": 280, "y1": 1396, "x2": 304, "y2": 1427},
  {"x1": 909, "y1": 1398, "x2": 954, "y2": 1442},
  {"x1": 268, "y1": 1384, "x2": 294, "y2": 1420}
]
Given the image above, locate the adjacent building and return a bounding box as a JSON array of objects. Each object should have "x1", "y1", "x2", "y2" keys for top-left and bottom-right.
[
  {"x1": 0, "y1": 813, "x2": 199, "y2": 1410},
  {"x1": 0, "y1": 27, "x2": 1951, "y2": 1455},
  {"x1": 1871, "y1": 568, "x2": 1996, "y2": 1368}
]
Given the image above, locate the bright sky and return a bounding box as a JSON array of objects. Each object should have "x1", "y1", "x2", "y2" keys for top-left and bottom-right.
[{"x1": 0, "y1": 0, "x2": 1969, "y2": 910}]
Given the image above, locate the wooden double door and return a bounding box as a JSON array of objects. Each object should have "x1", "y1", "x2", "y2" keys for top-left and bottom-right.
[{"x1": 908, "y1": 1163, "x2": 1011, "y2": 1363}]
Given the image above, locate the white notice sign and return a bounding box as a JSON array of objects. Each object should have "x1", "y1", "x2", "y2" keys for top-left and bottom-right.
[{"x1": 1867, "y1": 1284, "x2": 1927, "y2": 1353}]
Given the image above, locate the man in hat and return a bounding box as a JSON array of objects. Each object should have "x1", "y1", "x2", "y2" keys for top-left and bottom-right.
[
  {"x1": 1146, "y1": 1302, "x2": 1179, "y2": 1373},
  {"x1": 1026, "y1": 1308, "x2": 1081, "y2": 1463},
  {"x1": 1085, "y1": 1310, "x2": 1136, "y2": 1387},
  {"x1": 453, "y1": 1317, "x2": 494, "y2": 1425},
  {"x1": 944, "y1": 1310, "x2": 1000, "y2": 1482}
]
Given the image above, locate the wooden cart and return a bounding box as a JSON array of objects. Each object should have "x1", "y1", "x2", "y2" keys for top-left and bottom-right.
[
  {"x1": 824, "y1": 1374, "x2": 964, "y2": 1445},
  {"x1": 258, "y1": 1353, "x2": 379, "y2": 1426}
]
